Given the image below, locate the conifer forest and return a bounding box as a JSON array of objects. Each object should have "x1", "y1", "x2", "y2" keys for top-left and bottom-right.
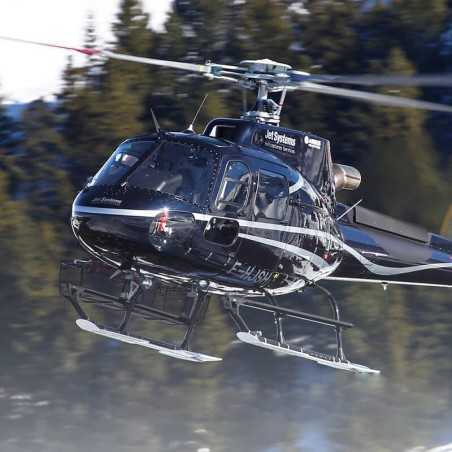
[{"x1": 1, "y1": 1, "x2": 452, "y2": 451}]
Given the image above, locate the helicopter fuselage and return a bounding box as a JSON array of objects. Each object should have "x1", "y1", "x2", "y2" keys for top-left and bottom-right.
[{"x1": 71, "y1": 119, "x2": 343, "y2": 296}]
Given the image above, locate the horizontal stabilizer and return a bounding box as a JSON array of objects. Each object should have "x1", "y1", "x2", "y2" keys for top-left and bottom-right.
[
  {"x1": 76, "y1": 319, "x2": 222, "y2": 363},
  {"x1": 334, "y1": 203, "x2": 452, "y2": 287},
  {"x1": 353, "y1": 206, "x2": 429, "y2": 243},
  {"x1": 237, "y1": 331, "x2": 380, "y2": 374}
]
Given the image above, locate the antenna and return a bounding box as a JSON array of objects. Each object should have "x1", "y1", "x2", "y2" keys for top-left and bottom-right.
[
  {"x1": 242, "y1": 89, "x2": 248, "y2": 115},
  {"x1": 336, "y1": 199, "x2": 363, "y2": 221},
  {"x1": 187, "y1": 94, "x2": 208, "y2": 132},
  {"x1": 150, "y1": 107, "x2": 160, "y2": 133}
]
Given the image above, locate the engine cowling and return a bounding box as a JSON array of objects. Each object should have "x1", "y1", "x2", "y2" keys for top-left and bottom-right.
[{"x1": 333, "y1": 163, "x2": 361, "y2": 191}]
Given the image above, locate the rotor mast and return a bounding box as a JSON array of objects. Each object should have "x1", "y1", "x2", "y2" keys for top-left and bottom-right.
[
  {"x1": 243, "y1": 80, "x2": 288, "y2": 126},
  {"x1": 237, "y1": 59, "x2": 294, "y2": 126}
]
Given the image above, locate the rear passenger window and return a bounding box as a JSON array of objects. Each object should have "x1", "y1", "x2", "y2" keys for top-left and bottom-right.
[
  {"x1": 254, "y1": 170, "x2": 288, "y2": 221},
  {"x1": 216, "y1": 161, "x2": 251, "y2": 214}
]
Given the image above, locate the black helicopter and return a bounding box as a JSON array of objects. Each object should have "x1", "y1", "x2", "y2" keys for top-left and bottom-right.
[{"x1": 3, "y1": 36, "x2": 452, "y2": 374}]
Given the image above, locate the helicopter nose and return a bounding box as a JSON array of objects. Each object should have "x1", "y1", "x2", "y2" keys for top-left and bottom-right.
[
  {"x1": 71, "y1": 209, "x2": 197, "y2": 257},
  {"x1": 72, "y1": 212, "x2": 151, "y2": 254}
]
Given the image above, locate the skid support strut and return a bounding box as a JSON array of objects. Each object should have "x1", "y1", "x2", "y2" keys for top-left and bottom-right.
[
  {"x1": 180, "y1": 282, "x2": 210, "y2": 350},
  {"x1": 59, "y1": 260, "x2": 221, "y2": 363},
  {"x1": 315, "y1": 284, "x2": 345, "y2": 361}
]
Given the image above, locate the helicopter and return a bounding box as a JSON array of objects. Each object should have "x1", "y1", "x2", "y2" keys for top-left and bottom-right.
[{"x1": 2, "y1": 36, "x2": 452, "y2": 374}]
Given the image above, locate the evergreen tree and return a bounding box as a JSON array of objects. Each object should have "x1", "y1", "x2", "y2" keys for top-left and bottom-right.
[
  {"x1": 393, "y1": 0, "x2": 448, "y2": 62},
  {"x1": 359, "y1": 48, "x2": 447, "y2": 230},
  {"x1": 84, "y1": 11, "x2": 104, "y2": 89},
  {"x1": 97, "y1": 0, "x2": 155, "y2": 143},
  {"x1": 0, "y1": 88, "x2": 18, "y2": 149},
  {"x1": 18, "y1": 100, "x2": 73, "y2": 221},
  {"x1": 58, "y1": 15, "x2": 123, "y2": 181},
  {"x1": 173, "y1": 0, "x2": 230, "y2": 60},
  {"x1": 109, "y1": 0, "x2": 154, "y2": 95},
  {"x1": 150, "y1": 1, "x2": 234, "y2": 129},
  {"x1": 113, "y1": 0, "x2": 152, "y2": 56},
  {"x1": 287, "y1": 0, "x2": 372, "y2": 163},
  {"x1": 301, "y1": 0, "x2": 361, "y2": 73},
  {"x1": 57, "y1": 26, "x2": 111, "y2": 181}
]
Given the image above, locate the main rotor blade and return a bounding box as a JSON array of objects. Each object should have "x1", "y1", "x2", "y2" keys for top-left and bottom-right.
[
  {"x1": 102, "y1": 50, "x2": 211, "y2": 73},
  {"x1": 297, "y1": 82, "x2": 452, "y2": 113},
  {"x1": 0, "y1": 35, "x2": 99, "y2": 56},
  {"x1": 299, "y1": 73, "x2": 452, "y2": 87},
  {"x1": 0, "y1": 35, "x2": 243, "y2": 75}
]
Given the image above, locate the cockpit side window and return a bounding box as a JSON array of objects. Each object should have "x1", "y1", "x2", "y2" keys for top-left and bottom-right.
[
  {"x1": 216, "y1": 161, "x2": 251, "y2": 215},
  {"x1": 254, "y1": 170, "x2": 288, "y2": 221}
]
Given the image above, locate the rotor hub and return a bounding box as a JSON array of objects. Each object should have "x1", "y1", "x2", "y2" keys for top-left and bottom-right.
[{"x1": 240, "y1": 59, "x2": 292, "y2": 74}]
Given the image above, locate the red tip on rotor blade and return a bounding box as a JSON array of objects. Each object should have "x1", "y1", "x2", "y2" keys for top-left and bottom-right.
[
  {"x1": 48, "y1": 44, "x2": 101, "y2": 56},
  {"x1": 0, "y1": 36, "x2": 102, "y2": 56}
]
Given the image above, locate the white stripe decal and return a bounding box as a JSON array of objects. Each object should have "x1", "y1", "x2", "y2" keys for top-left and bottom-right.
[
  {"x1": 341, "y1": 244, "x2": 452, "y2": 276},
  {"x1": 73, "y1": 205, "x2": 452, "y2": 276},
  {"x1": 238, "y1": 233, "x2": 330, "y2": 270},
  {"x1": 241, "y1": 221, "x2": 452, "y2": 276},
  {"x1": 73, "y1": 205, "x2": 163, "y2": 218},
  {"x1": 288, "y1": 174, "x2": 305, "y2": 194}
]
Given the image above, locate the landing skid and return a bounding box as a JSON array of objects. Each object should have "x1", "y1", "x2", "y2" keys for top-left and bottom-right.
[
  {"x1": 236, "y1": 331, "x2": 379, "y2": 374},
  {"x1": 76, "y1": 319, "x2": 221, "y2": 362},
  {"x1": 225, "y1": 286, "x2": 380, "y2": 375},
  {"x1": 60, "y1": 260, "x2": 221, "y2": 363},
  {"x1": 60, "y1": 260, "x2": 380, "y2": 373}
]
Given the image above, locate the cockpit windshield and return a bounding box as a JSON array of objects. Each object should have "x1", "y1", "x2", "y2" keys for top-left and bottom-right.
[
  {"x1": 126, "y1": 142, "x2": 218, "y2": 207},
  {"x1": 89, "y1": 139, "x2": 218, "y2": 208},
  {"x1": 90, "y1": 141, "x2": 156, "y2": 187}
]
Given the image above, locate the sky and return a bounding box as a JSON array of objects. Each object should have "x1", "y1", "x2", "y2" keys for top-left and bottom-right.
[{"x1": 0, "y1": 0, "x2": 173, "y2": 103}]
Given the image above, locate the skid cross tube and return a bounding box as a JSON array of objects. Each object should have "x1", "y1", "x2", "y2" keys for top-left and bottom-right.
[
  {"x1": 237, "y1": 299, "x2": 354, "y2": 329},
  {"x1": 60, "y1": 260, "x2": 202, "y2": 328},
  {"x1": 71, "y1": 286, "x2": 185, "y2": 323}
]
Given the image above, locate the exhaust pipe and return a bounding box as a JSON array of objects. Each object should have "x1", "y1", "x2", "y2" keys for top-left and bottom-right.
[{"x1": 333, "y1": 164, "x2": 361, "y2": 191}]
